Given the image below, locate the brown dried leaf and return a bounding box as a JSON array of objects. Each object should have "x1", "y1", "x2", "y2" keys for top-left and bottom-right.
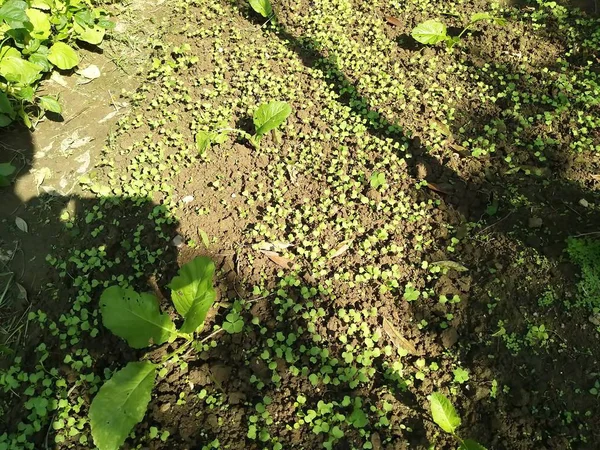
[
  {"x1": 259, "y1": 250, "x2": 295, "y2": 269},
  {"x1": 330, "y1": 241, "x2": 352, "y2": 259},
  {"x1": 256, "y1": 241, "x2": 293, "y2": 252},
  {"x1": 382, "y1": 317, "x2": 418, "y2": 355},
  {"x1": 431, "y1": 260, "x2": 468, "y2": 272},
  {"x1": 386, "y1": 16, "x2": 402, "y2": 26},
  {"x1": 430, "y1": 119, "x2": 451, "y2": 137},
  {"x1": 426, "y1": 182, "x2": 450, "y2": 195}
]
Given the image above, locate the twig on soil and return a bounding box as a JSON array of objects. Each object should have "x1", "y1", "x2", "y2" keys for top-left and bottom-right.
[
  {"x1": 475, "y1": 211, "x2": 512, "y2": 236},
  {"x1": 573, "y1": 231, "x2": 600, "y2": 238}
]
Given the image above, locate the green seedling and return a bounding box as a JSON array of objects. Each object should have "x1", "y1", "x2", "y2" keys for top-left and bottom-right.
[
  {"x1": 429, "y1": 392, "x2": 487, "y2": 449},
  {"x1": 89, "y1": 257, "x2": 217, "y2": 450},
  {"x1": 0, "y1": 0, "x2": 114, "y2": 126},
  {"x1": 412, "y1": 13, "x2": 506, "y2": 48},
  {"x1": 196, "y1": 100, "x2": 292, "y2": 152}
]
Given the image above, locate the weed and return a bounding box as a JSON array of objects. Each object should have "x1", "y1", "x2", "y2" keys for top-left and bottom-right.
[
  {"x1": 196, "y1": 100, "x2": 292, "y2": 152},
  {"x1": 412, "y1": 13, "x2": 506, "y2": 48},
  {"x1": 428, "y1": 392, "x2": 487, "y2": 449},
  {"x1": 88, "y1": 257, "x2": 217, "y2": 450}
]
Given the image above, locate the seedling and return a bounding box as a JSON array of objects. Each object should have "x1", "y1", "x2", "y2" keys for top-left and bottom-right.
[
  {"x1": 412, "y1": 13, "x2": 506, "y2": 48},
  {"x1": 89, "y1": 257, "x2": 217, "y2": 450},
  {"x1": 429, "y1": 392, "x2": 487, "y2": 449},
  {"x1": 196, "y1": 101, "x2": 292, "y2": 152}
]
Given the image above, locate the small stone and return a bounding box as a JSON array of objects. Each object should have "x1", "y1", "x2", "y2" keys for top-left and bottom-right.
[
  {"x1": 172, "y1": 235, "x2": 184, "y2": 247},
  {"x1": 528, "y1": 217, "x2": 543, "y2": 228},
  {"x1": 159, "y1": 402, "x2": 171, "y2": 413},
  {"x1": 370, "y1": 432, "x2": 382, "y2": 450},
  {"x1": 441, "y1": 327, "x2": 459, "y2": 348}
]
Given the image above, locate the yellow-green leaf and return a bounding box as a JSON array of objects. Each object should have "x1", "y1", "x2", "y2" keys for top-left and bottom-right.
[
  {"x1": 90, "y1": 361, "x2": 156, "y2": 450},
  {"x1": 48, "y1": 42, "x2": 79, "y2": 70}
]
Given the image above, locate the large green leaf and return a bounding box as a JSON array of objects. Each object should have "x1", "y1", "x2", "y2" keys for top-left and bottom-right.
[
  {"x1": 253, "y1": 101, "x2": 292, "y2": 137},
  {"x1": 168, "y1": 257, "x2": 216, "y2": 333},
  {"x1": 74, "y1": 23, "x2": 105, "y2": 44},
  {"x1": 429, "y1": 392, "x2": 461, "y2": 434},
  {"x1": 0, "y1": 47, "x2": 43, "y2": 85},
  {"x1": 249, "y1": 0, "x2": 272, "y2": 18},
  {"x1": 47, "y1": 42, "x2": 79, "y2": 70},
  {"x1": 411, "y1": 20, "x2": 448, "y2": 45},
  {"x1": 90, "y1": 361, "x2": 156, "y2": 450},
  {"x1": 26, "y1": 8, "x2": 50, "y2": 39},
  {"x1": 0, "y1": 0, "x2": 29, "y2": 28},
  {"x1": 100, "y1": 286, "x2": 176, "y2": 349},
  {"x1": 460, "y1": 439, "x2": 488, "y2": 450}
]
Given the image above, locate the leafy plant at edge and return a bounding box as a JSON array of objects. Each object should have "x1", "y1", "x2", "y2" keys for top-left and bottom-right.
[
  {"x1": 89, "y1": 256, "x2": 217, "y2": 450},
  {"x1": 411, "y1": 13, "x2": 506, "y2": 47},
  {"x1": 249, "y1": 0, "x2": 272, "y2": 18},
  {"x1": 0, "y1": 0, "x2": 115, "y2": 127},
  {"x1": 195, "y1": 100, "x2": 292, "y2": 153},
  {"x1": 429, "y1": 392, "x2": 487, "y2": 450}
]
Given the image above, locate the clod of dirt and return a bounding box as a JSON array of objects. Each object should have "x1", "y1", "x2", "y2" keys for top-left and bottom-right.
[
  {"x1": 528, "y1": 217, "x2": 543, "y2": 228},
  {"x1": 188, "y1": 365, "x2": 211, "y2": 386},
  {"x1": 370, "y1": 432, "x2": 382, "y2": 450},
  {"x1": 441, "y1": 327, "x2": 459, "y2": 348},
  {"x1": 210, "y1": 364, "x2": 232, "y2": 387},
  {"x1": 228, "y1": 391, "x2": 247, "y2": 405},
  {"x1": 159, "y1": 402, "x2": 171, "y2": 413}
]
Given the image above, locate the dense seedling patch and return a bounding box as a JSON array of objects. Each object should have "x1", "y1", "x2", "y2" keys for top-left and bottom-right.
[{"x1": 1, "y1": 0, "x2": 600, "y2": 449}]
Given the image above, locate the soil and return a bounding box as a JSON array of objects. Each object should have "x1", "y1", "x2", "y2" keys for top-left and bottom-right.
[{"x1": 2, "y1": 0, "x2": 600, "y2": 449}]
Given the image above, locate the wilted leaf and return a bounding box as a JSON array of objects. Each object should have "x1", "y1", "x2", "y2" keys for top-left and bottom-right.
[
  {"x1": 331, "y1": 242, "x2": 351, "y2": 259},
  {"x1": 426, "y1": 182, "x2": 450, "y2": 195},
  {"x1": 15, "y1": 216, "x2": 28, "y2": 232},
  {"x1": 431, "y1": 260, "x2": 468, "y2": 272},
  {"x1": 259, "y1": 250, "x2": 295, "y2": 269},
  {"x1": 15, "y1": 283, "x2": 27, "y2": 301},
  {"x1": 168, "y1": 257, "x2": 216, "y2": 334},
  {"x1": 100, "y1": 286, "x2": 176, "y2": 348},
  {"x1": 429, "y1": 392, "x2": 461, "y2": 434},
  {"x1": 256, "y1": 241, "x2": 293, "y2": 252},
  {"x1": 386, "y1": 16, "x2": 402, "y2": 26},
  {"x1": 198, "y1": 228, "x2": 210, "y2": 248},
  {"x1": 90, "y1": 361, "x2": 156, "y2": 450},
  {"x1": 382, "y1": 317, "x2": 418, "y2": 355}
]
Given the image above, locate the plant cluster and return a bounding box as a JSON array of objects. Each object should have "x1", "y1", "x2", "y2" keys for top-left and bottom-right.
[
  {"x1": 0, "y1": 0, "x2": 114, "y2": 127},
  {"x1": 89, "y1": 256, "x2": 216, "y2": 450}
]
